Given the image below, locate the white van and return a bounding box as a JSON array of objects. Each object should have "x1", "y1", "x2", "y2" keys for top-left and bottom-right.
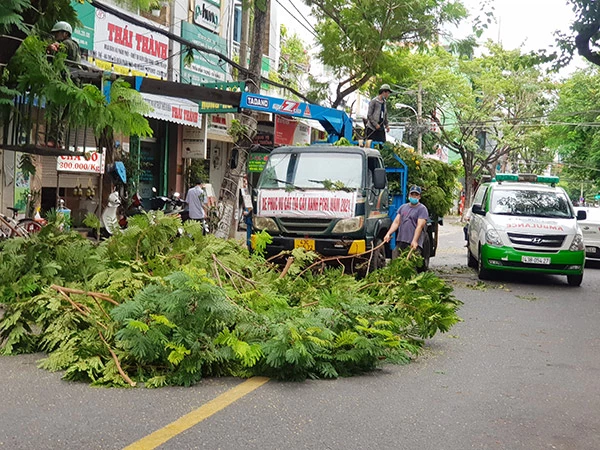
[{"x1": 467, "y1": 174, "x2": 587, "y2": 286}]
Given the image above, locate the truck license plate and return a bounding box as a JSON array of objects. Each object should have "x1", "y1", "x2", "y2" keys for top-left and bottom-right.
[
  {"x1": 586, "y1": 246, "x2": 597, "y2": 253},
  {"x1": 522, "y1": 256, "x2": 551, "y2": 265},
  {"x1": 294, "y1": 239, "x2": 315, "y2": 251}
]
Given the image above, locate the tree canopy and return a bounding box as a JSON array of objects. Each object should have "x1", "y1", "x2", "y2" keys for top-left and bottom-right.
[
  {"x1": 384, "y1": 43, "x2": 554, "y2": 204},
  {"x1": 556, "y1": 0, "x2": 600, "y2": 68},
  {"x1": 549, "y1": 68, "x2": 600, "y2": 200},
  {"x1": 303, "y1": 0, "x2": 468, "y2": 108}
]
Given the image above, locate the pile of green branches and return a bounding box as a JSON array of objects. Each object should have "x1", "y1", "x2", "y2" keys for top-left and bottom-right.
[
  {"x1": 0, "y1": 213, "x2": 461, "y2": 387},
  {"x1": 381, "y1": 142, "x2": 459, "y2": 219}
]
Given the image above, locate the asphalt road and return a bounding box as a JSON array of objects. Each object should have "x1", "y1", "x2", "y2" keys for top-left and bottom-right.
[{"x1": 1, "y1": 218, "x2": 599, "y2": 450}]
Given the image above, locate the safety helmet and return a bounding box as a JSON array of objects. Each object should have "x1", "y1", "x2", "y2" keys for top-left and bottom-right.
[{"x1": 51, "y1": 21, "x2": 73, "y2": 35}]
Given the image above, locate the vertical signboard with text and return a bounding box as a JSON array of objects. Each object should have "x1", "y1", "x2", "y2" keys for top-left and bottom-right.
[{"x1": 180, "y1": 21, "x2": 227, "y2": 85}]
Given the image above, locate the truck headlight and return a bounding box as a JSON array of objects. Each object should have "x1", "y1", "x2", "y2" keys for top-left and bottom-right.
[
  {"x1": 331, "y1": 216, "x2": 364, "y2": 234},
  {"x1": 253, "y1": 216, "x2": 279, "y2": 232},
  {"x1": 569, "y1": 233, "x2": 584, "y2": 251},
  {"x1": 485, "y1": 229, "x2": 503, "y2": 246}
]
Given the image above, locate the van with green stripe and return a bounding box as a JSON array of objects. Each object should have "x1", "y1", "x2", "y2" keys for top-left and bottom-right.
[{"x1": 467, "y1": 174, "x2": 587, "y2": 286}]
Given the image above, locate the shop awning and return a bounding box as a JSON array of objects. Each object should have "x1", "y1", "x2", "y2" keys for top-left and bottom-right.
[{"x1": 140, "y1": 93, "x2": 202, "y2": 128}]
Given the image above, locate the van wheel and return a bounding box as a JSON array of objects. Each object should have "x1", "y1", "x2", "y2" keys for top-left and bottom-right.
[
  {"x1": 467, "y1": 247, "x2": 477, "y2": 268},
  {"x1": 370, "y1": 238, "x2": 387, "y2": 272},
  {"x1": 477, "y1": 246, "x2": 490, "y2": 280},
  {"x1": 567, "y1": 274, "x2": 583, "y2": 287}
]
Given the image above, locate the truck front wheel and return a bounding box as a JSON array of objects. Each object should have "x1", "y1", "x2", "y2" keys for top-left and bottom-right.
[{"x1": 370, "y1": 238, "x2": 387, "y2": 272}]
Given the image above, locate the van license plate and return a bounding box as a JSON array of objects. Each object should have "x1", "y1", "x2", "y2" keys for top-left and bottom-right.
[
  {"x1": 522, "y1": 256, "x2": 551, "y2": 265},
  {"x1": 586, "y1": 246, "x2": 597, "y2": 253},
  {"x1": 295, "y1": 239, "x2": 315, "y2": 251}
]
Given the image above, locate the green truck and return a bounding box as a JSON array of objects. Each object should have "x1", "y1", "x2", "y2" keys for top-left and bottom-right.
[{"x1": 251, "y1": 144, "x2": 439, "y2": 272}]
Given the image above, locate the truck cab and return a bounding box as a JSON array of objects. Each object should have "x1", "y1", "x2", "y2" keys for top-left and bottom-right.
[{"x1": 252, "y1": 145, "x2": 391, "y2": 271}]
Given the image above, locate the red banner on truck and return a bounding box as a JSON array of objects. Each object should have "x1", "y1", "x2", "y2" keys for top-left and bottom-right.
[{"x1": 258, "y1": 190, "x2": 356, "y2": 218}]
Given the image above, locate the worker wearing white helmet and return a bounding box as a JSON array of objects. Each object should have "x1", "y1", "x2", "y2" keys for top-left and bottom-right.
[
  {"x1": 45, "y1": 21, "x2": 81, "y2": 148},
  {"x1": 47, "y1": 21, "x2": 80, "y2": 63},
  {"x1": 366, "y1": 84, "x2": 392, "y2": 143}
]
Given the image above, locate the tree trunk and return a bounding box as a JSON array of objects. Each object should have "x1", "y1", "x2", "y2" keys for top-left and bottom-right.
[
  {"x1": 464, "y1": 169, "x2": 476, "y2": 212},
  {"x1": 214, "y1": 0, "x2": 269, "y2": 239}
]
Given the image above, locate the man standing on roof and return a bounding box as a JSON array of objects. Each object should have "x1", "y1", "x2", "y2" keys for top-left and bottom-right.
[
  {"x1": 47, "y1": 21, "x2": 81, "y2": 63},
  {"x1": 384, "y1": 185, "x2": 429, "y2": 261},
  {"x1": 366, "y1": 84, "x2": 392, "y2": 143}
]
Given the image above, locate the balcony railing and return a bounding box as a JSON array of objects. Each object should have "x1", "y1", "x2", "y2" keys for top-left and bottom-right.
[{"x1": 2, "y1": 95, "x2": 93, "y2": 156}]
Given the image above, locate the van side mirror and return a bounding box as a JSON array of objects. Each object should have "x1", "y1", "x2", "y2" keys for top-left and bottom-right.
[
  {"x1": 373, "y1": 168, "x2": 387, "y2": 190},
  {"x1": 472, "y1": 204, "x2": 485, "y2": 215},
  {"x1": 577, "y1": 210, "x2": 587, "y2": 221}
]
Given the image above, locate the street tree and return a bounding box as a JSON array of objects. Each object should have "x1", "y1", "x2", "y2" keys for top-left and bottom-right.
[
  {"x1": 274, "y1": 24, "x2": 310, "y2": 93},
  {"x1": 390, "y1": 44, "x2": 554, "y2": 205},
  {"x1": 548, "y1": 68, "x2": 600, "y2": 198},
  {"x1": 303, "y1": 0, "x2": 468, "y2": 108},
  {"x1": 214, "y1": 0, "x2": 270, "y2": 239}
]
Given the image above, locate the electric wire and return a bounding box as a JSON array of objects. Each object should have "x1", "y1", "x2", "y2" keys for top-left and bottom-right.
[
  {"x1": 281, "y1": 0, "x2": 319, "y2": 37},
  {"x1": 274, "y1": 0, "x2": 318, "y2": 39}
]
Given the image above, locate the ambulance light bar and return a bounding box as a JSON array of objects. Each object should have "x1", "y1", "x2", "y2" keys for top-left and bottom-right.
[{"x1": 494, "y1": 173, "x2": 559, "y2": 185}]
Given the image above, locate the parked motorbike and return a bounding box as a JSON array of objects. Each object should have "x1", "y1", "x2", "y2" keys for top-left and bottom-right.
[
  {"x1": 119, "y1": 192, "x2": 144, "y2": 228},
  {"x1": 101, "y1": 191, "x2": 122, "y2": 236},
  {"x1": 150, "y1": 188, "x2": 185, "y2": 214}
]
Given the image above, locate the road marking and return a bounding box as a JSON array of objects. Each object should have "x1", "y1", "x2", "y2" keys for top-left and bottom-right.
[{"x1": 123, "y1": 377, "x2": 270, "y2": 450}]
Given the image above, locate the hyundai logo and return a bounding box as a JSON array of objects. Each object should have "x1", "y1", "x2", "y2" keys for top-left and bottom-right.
[{"x1": 531, "y1": 238, "x2": 544, "y2": 244}]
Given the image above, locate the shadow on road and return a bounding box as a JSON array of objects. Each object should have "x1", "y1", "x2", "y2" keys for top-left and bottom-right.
[{"x1": 585, "y1": 259, "x2": 600, "y2": 270}]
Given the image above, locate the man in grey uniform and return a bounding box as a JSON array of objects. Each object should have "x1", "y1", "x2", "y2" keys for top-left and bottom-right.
[{"x1": 383, "y1": 185, "x2": 429, "y2": 259}]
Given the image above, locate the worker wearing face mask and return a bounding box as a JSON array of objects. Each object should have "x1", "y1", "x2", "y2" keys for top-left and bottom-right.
[{"x1": 383, "y1": 185, "x2": 429, "y2": 259}]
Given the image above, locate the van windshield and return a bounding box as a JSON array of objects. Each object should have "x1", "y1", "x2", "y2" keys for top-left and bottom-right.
[
  {"x1": 491, "y1": 189, "x2": 573, "y2": 218},
  {"x1": 257, "y1": 153, "x2": 363, "y2": 190}
]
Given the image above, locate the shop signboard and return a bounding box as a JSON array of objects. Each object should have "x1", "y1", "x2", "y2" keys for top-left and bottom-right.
[
  {"x1": 193, "y1": 0, "x2": 220, "y2": 33},
  {"x1": 92, "y1": 8, "x2": 169, "y2": 79},
  {"x1": 180, "y1": 21, "x2": 227, "y2": 85},
  {"x1": 71, "y1": 0, "x2": 95, "y2": 51},
  {"x1": 182, "y1": 121, "x2": 208, "y2": 159},
  {"x1": 207, "y1": 113, "x2": 232, "y2": 137},
  {"x1": 140, "y1": 93, "x2": 202, "y2": 127},
  {"x1": 274, "y1": 115, "x2": 310, "y2": 146},
  {"x1": 248, "y1": 153, "x2": 269, "y2": 173},
  {"x1": 56, "y1": 149, "x2": 106, "y2": 174}
]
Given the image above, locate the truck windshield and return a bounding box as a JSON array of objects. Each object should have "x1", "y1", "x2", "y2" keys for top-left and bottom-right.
[
  {"x1": 257, "y1": 153, "x2": 362, "y2": 189},
  {"x1": 491, "y1": 189, "x2": 573, "y2": 218}
]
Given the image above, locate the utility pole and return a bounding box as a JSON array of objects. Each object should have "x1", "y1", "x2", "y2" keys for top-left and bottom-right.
[
  {"x1": 238, "y1": 0, "x2": 251, "y2": 74},
  {"x1": 417, "y1": 82, "x2": 423, "y2": 155},
  {"x1": 215, "y1": 0, "x2": 270, "y2": 239}
]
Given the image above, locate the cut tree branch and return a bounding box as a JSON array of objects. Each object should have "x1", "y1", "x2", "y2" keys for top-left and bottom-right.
[{"x1": 98, "y1": 331, "x2": 136, "y2": 387}]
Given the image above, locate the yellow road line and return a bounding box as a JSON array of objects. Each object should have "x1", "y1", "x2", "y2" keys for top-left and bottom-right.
[{"x1": 123, "y1": 377, "x2": 270, "y2": 450}]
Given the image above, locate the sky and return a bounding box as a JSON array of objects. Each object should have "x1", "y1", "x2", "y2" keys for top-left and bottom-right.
[
  {"x1": 462, "y1": 0, "x2": 582, "y2": 60},
  {"x1": 275, "y1": 0, "x2": 587, "y2": 72}
]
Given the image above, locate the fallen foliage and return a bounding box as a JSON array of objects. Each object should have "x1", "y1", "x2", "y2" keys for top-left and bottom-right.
[{"x1": 0, "y1": 213, "x2": 461, "y2": 386}]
